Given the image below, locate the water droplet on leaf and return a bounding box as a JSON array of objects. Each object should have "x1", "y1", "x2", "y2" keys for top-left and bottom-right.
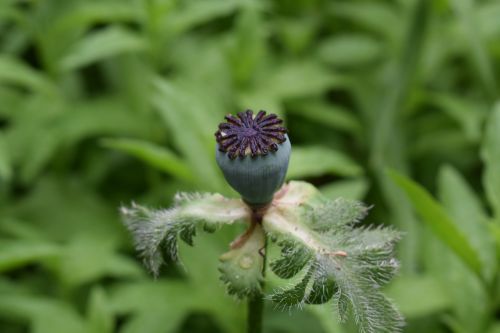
[{"x1": 239, "y1": 255, "x2": 254, "y2": 269}]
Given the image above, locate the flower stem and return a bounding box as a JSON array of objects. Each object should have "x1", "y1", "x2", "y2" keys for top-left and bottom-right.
[
  {"x1": 247, "y1": 207, "x2": 268, "y2": 333},
  {"x1": 247, "y1": 290, "x2": 264, "y2": 333}
]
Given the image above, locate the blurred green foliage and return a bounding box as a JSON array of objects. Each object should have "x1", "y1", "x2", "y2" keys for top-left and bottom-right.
[{"x1": 0, "y1": 0, "x2": 499, "y2": 332}]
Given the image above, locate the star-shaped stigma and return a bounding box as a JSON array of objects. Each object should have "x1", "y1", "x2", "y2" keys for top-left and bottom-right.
[{"x1": 215, "y1": 110, "x2": 288, "y2": 159}]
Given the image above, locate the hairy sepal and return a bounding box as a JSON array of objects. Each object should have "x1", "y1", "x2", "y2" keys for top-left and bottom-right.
[
  {"x1": 309, "y1": 197, "x2": 370, "y2": 232},
  {"x1": 121, "y1": 193, "x2": 249, "y2": 276},
  {"x1": 219, "y1": 224, "x2": 265, "y2": 298},
  {"x1": 270, "y1": 267, "x2": 313, "y2": 309},
  {"x1": 264, "y1": 181, "x2": 404, "y2": 333},
  {"x1": 270, "y1": 239, "x2": 311, "y2": 279}
]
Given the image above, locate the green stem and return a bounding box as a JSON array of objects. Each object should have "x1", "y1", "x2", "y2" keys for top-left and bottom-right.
[
  {"x1": 247, "y1": 210, "x2": 268, "y2": 333},
  {"x1": 247, "y1": 292, "x2": 264, "y2": 333}
]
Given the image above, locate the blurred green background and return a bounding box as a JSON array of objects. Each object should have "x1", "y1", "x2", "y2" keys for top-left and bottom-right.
[{"x1": 1, "y1": 0, "x2": 499, "y2": 332}]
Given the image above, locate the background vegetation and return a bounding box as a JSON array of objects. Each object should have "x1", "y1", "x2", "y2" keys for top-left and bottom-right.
[{"x1": 0, "y1": 0, "x2": 499, "y2": 332}]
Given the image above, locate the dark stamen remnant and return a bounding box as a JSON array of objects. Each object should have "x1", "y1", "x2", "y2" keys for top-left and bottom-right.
[{"x1": 215, "y1": 110, "x2": 288, "y2": 159}]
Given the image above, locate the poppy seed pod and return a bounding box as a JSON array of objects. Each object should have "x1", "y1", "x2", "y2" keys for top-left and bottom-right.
[{"x1": 215, "y1": 110, "x2": 291, "y2": 208}]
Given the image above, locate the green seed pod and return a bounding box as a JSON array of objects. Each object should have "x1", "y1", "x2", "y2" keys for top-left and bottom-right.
[{"x1": 215, "y1": 110, "x2": 291, "y2": 207}]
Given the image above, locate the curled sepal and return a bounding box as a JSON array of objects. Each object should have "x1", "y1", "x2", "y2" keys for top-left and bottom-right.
[
  {"x1": 269, "y1": 267, "x2": 312, "y2": 309},
  {"x1": 121, "y1": 193, "x2": 249, "y2": 276},
  {"x1": 270, "y1": 240, "x2": 311, "y2": 279},
  {"x1": 264, "y1": 181, "x2": 404, "y2": 333},
  {"x1": 304, "y1": 273, "x2": 336, "y2": 305},
  {"x1": 331, "y1": 264, "x2": 403, "y2": 332},
  {"x1": 219, "y1": 223, "x2": 265, "y2": 298}
]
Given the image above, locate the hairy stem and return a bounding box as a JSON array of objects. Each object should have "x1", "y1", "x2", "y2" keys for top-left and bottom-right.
[{"x1": 247, "y1": 207, "x2": 268, "y2": 333}]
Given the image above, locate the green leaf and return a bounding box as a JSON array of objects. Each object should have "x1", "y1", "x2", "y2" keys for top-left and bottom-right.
[
  {"x1": 0, "y1": 56, "x2": 57, "y2": 95},
  {"x1": 438, "y1": 165, "x2": 497, "y2": 281},
  {"x1": 307, "y1": 304, "x2": 346, "y2": 333},
  {"x1": 40, "y1": 1, "x2": 140, "y2": 65},
  {"x1": 477, "y1": 2, "x2": 500, "y2": 40},
  {"x1": 275, "y1": 17, "x2": 318, "y2": 54},
  {"x1": 0, "y1": 241, "x2": 59, "y2": 272},
  {"x1": 242, "y1": 61, "x2": 342, "y2": 110},
  {"x1": 109, "y1": 280, "x2": 194, "y2": 333},
  {"x1": 287, "y1": 100, "x2": 362, "y2": 135},
  {"x1": 0, "y1": 132, "x2": 11, "y2": 182},
  {"x1": 56, "y1": 236, "x2": 144, "y2": 288},
  {"x1": 490, "y1": 223, "x2": 500, "y2": 259},
  {"x1": 481, "y1": 102, "x2": 500, "y2": 217},
  {"x1": 86, "y1": 287, "x2": 114, "y2": 333},
  {"x1": 5, "y1": 97, "x2": 158, "y2": 184},
  {"x1": 385, "y1": 275, "x2": 452, "y2": 318},
  {"x1": 328, "y1": 2, "x2": 398, "y2": 40},
  {"x1": 167, "y1": 0, "x2": 242, "y2": 35},
  {"x1": 0, "y1": 218, "x2": 45, "y2": 240},
  {"x1": 0, "y1": 295, "x2": 86, "y2": 333},
  {"x1": 0, "y1": 2, "x2": 23, "y2": 22},
  {"x1": 57, "y1": 98, "x2": 159, "y2": 143},
  {"x1": 451, "y1": 0, "x2": 498, "y2": 99},
  {"x1": 152, "y1": 78, "x2": 225, "y2": 191},
  {"x1": 388, "y1": 169, "x2": 484, "y2": 281},
  {"x1": 287, "y1": 146, "x2": 363, "y2": 180},
  {"x1": 266, "y1": 61, "x2": 340, "y2": 99},
  {"x1": 60, "y1": 27, "x2": 146, "y2": 71},
  {"x1": 319, "y1": 178, "x2": 370, "y2": 201},
  {"x1": 227, "y1": 7, "x2": 265, "y2": 84},
  {"x1": 426, "y1": 93, "x2": 486, "y2": 142},
  {"x1": 410, "y1": 128, "x2": 471, "y2": 158},
  {"x1": 101, "y1": 138, "x2": 195, "y2": 183},
  {"x1": 488, "y1": 322, "x2": 500, "y2": 333},
  {"x1": 369, "y1": 0, "x2": 429, "y2": 168},
  {"x1": 49, "y1": 2, "x2": 139, "y2": 36},
  {"x1": 318, "y1": 34, "x2": 382, "y2": 67},
  {"x1": 3, "y1": 177, "x2": 123, "y2": 243}
]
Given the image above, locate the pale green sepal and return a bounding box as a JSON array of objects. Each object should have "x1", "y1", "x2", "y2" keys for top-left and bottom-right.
[
  {"x1": 270, "y1": 267, "x2": 313, "y2": 308},
  {"x1": 219, "y1": 223, "x2": 265, "y2": 298},
  {"x1": 270, "y1": 240, "x2": 311, "y2": 279},
  {"x1": 264, "y1": 181, "x2": 404, "y2": 333},
  {"x1": 121, "y1": 193, "x2": 249, "y2": 276}
]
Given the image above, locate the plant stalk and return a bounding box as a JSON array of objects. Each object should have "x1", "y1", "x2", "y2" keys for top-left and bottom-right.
[
  {"x1": 247, "y1": 289, "x2": 264, "y2": 333},
  {"x1": 247, "y1": 206, "x2": 268, "y2": 333}
]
